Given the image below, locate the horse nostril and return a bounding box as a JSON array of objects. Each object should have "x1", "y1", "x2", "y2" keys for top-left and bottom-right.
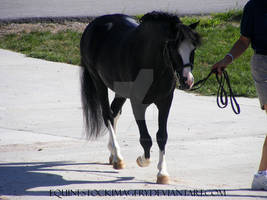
[
  {"x1": 178, "y1": 82, "x2": 191, "y2": 90},
  {"x1": 185, "y1": 84, "x2": 190, "y2": 90}
]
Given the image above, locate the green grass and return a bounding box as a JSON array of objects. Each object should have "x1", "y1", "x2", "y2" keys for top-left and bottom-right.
[
  {"x1": 182, "y1": 11, "x2": 255, "y2": 97},
  {"x1": 0, "y1": 10, "x2": 257, "y2": 97},
  {"x1": 0, "y1": 30, "x2": 81, "y2": 65}
]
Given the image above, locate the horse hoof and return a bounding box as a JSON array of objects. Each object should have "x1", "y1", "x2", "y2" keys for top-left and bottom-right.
[
  {"x1": 136, "y1": 156, "x2": 150, "y2": 167},
  {"x1": 156, "y1": 175, "x2": 170, "y2": 184},
  {"x1": 113, "y1": 160, "x2": 125, "y2": 169},
  {"x1": 109, "y1": 155, "x2": 113, "y2": 165}
]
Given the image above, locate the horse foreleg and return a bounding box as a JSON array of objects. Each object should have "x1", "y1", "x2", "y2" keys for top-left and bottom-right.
[
  {"x1": 155, "y1": 93, "x2": 173, "y2": 184},
  {"x1": 131, "y1": 101, "x2": 152, "y2": 168},
  {"x1": 157, "y1": 150, "x2": 169, "y2": 184},
  {"x1": 156, "y1": 126, "x2": 169, "y2": 184},
  {"x1": 136, "y1": 119, "x2": 152, "y2": 167}
]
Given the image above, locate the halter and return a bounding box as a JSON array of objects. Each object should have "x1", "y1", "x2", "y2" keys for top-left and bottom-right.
[
  {"x1": 183, "y1": 63, "x2": 193, "y2": 68},
  {"x1": 163, "y1": 39, "x2": 194, "y2": 87}
]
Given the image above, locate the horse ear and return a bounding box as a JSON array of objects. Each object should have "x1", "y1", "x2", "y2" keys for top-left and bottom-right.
[{"x1": 189, "y1": 21, "x2": 200, "y2": 29}]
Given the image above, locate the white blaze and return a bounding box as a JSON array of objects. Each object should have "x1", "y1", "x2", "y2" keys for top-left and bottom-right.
[{"x1": 178, "y1": 39, "x2": 195, "y2": 88}]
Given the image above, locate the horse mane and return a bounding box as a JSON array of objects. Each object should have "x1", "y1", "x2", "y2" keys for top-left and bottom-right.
[
  {"x1": 140, "y1": 11, "x2": 181, "y2": 24},
  {"x1": 140, "y1": 11, "x2": 201, "y2": 46}
]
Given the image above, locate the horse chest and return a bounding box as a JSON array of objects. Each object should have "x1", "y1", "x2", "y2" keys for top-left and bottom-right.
[{"x1": 143, "y1": 68, "x2": 176, "y2": 104}]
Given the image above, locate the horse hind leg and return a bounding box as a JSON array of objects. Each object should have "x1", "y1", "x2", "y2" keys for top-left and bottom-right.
[
  {"x1": 131, "y1": 101, "x2": 152, "y2": 168},
  {"x1": 107, "y1": 121, "x2": 125, "y2": 169},
  {"x1": 111, "y1": 96, "x2": 126, "y2": 131},
  {"x1": 96, "y1": 82, "x2": 125, "y2": 169},
  {"x1": 107, "y1": 95, "x2": 126, "y2": 169}
]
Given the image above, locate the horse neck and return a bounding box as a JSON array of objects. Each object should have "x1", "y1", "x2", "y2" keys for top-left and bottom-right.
[
  {"x1": 128, "y1": 25, "x2": 171, "y2": 77},
  {"x1": 131, "y1": 24, "x2": 167, "y2": 58},
  {"x1": 138, "y1": 23, "x2": 167, "y2": 45}
]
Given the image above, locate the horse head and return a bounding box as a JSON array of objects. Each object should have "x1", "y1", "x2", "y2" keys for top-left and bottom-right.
[
  {"x1": 141, "y1": 12, "x2": 201, "y2": 90},
  {"x1": 166, "y1": 20, "x2": 201, "y2": 90}
]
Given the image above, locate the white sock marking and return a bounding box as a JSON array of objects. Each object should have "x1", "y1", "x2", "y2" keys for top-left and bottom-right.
[
  {"x1": 157, "y1": 150, "x2": 169, "y2": 177},
  {"x1": 137, "y1": 154, "x2": 150, "y2": 167},
  {"x1": 107, "y1": 120, "x2": 123, "y2": 162}
]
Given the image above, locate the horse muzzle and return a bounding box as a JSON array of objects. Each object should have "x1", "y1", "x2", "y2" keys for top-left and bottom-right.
[
  {"x1": 178, "y1": 66, "x2": 194, "y2": 90},
  {"x1": 185, "y1": 72, "x2": 194, "y2": 89}
]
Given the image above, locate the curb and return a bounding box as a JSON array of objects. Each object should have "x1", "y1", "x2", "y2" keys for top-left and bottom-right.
[
  {"x1": 0, "y1": 13, "x2": 208, "y2": 25},
  {"x1": 0, "y1": 16, "x2": 95, "y2": 25}
]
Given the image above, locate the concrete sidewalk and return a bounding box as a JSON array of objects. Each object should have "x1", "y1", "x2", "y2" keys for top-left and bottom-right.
[{"x1": 0, "y1": 49, "x2": 266, "y2": 199}]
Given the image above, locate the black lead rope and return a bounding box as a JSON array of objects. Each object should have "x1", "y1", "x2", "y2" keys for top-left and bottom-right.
[{"x1": 191, "y1": 69, "x2": 241, "y2": 114}]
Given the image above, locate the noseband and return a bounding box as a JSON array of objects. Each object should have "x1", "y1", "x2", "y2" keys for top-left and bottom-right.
[{"x1": 183, "y1": 63, "x2": 193, "y2": 68}]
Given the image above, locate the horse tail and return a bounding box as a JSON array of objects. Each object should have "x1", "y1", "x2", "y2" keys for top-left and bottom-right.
[{"x1": 80, "y1": 60, "x2": 105, "y2": 139}]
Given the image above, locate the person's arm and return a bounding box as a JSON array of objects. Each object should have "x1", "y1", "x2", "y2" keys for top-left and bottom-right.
[{"x1": 212, "y1": 35, "x2": 251, "y2": 75}]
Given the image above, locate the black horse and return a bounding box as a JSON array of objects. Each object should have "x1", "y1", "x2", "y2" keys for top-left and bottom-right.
[{"x1": 80, "y1": 11, "x2": 201, "y2": 184}]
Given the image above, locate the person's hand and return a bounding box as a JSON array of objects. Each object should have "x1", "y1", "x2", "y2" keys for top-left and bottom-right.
[
  {"x1": 211, "y1": 55, "x2": 232, "y2": 75},
  {"x1": 211, "y1": 59, "x2": 227, "y2": 75}
]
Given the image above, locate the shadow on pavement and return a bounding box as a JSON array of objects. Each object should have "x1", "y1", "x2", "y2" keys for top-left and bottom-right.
[
  {"x1": 0, "y1": 161, "x2": 136, "y2": 196},
  {"x1": 0, "y1": 161, "x2": 266, "y2": 198}
]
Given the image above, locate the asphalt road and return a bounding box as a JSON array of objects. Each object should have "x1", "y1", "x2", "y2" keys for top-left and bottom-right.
[{"x1": 0, "y1": 0, "x2": 248, "y2": 21}]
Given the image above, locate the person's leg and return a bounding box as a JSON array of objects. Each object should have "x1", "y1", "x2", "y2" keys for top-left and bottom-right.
[
  {"x1": 258, "y1": 104, "x2": 267, "y2": 171},
  {"x1": 250, "y1": 54, "x2": 267, "y2": 190},
  {"x1": 252, "y1": 104, "x2": 267, "y2": 190}
]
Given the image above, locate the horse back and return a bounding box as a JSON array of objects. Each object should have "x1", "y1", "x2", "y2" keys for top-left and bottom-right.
[{"x1": 81, "y1": 15, "x2": 137, "y2": 66}]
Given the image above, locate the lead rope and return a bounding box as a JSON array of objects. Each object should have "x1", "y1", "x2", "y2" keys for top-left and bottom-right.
[{"x1": 191, "y1": 69, "x2": 241, "y2": 114}]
